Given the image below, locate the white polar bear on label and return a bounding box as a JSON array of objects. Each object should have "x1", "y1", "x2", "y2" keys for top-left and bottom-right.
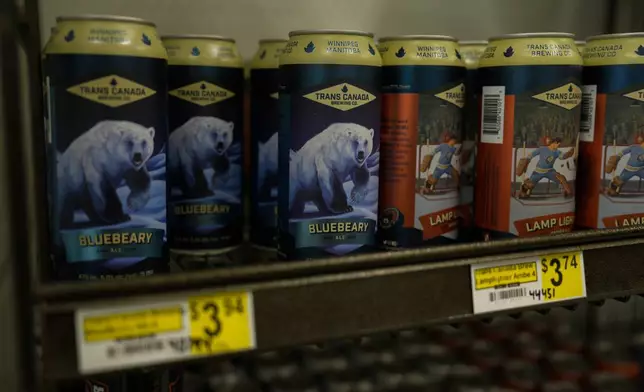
[
  {"x1": 257, "y1": 131, "x2": 278, "y2": 199},
  {"x1": 57, "y1": 120, "x2": 155, "y2": 228},
  {"x1": 289, "y1": 123, "x2": 373, "y2": 217},
  {"x1": 168, "y1": 116, "x2": 234, "y2": 199}
]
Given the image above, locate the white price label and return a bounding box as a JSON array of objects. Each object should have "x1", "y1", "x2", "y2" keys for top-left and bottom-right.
[
  {"x1": 471, "y1": 251, "x2": 586, "y2": 314},
  {"x1": 75, "y1": 292, "x2": 255, "y2": 374}
]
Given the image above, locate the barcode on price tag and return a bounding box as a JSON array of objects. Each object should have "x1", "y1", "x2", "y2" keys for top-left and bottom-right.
[
  {"x1": 471, "y1": 251, "x2": 586, "y2": 314},
  {"x1": 489, "y1": 287, "x2": 527, "y2": 302},
  {"x1": 75, "y1": 292, "x2": 255, "y2": 374}
]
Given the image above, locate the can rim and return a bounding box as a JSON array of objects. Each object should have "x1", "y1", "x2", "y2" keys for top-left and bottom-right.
[
  {"x1": 56, "y1": 14, "x2": 156, "y2": 27},
  {"x1": 489, "y1": 32, "x2": 575, "y2": 41},
  {"x1": 259, "y1": 38, "x2": 288, "y2": 44},
  {"x1": 458, "y1": 40, "x2": 489, "y2": 45},
  {"x1": 574, "y1": 40, "x2": 586, "y2": 45},
  {"x1": 587, "y1": 32, "x2": 644, "y2": 41},
  {"x1": 162, "y1": 34, "x2": 236, "y2": 43},
  {"x1": 289, "y1": 29, "x2": 374, "y2": 38},
  {"x1": 379, "y1": 35, "x2": 457, "y2": 42}
]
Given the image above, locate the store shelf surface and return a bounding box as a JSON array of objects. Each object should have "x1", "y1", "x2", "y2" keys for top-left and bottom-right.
[{"x1": 39, "y1": 227, "x2": 644, "y2": 379}]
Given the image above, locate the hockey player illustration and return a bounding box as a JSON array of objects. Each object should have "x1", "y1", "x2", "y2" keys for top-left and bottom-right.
[
  {"x1": 419, "y1": 133, "x2": 460, "y2": 194},
  {"x1": 605, "y1": 134, "x2": 644, "y2": 196},
  {"x1": 516, "y1": 136, "x2": 575, "y2": 198}
]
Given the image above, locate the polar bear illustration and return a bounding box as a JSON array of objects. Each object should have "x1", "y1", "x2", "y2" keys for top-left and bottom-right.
[
  {"x1": 57, "y1": 120, "x2": 155, "y2": 228},
  {"x1": 168, "y1": 116, "x2": 234, "y2": 199},
  {"x1": 289, "y1": 123, "x2": 373, "y2": 216},
  {"x1": 257, "y1": 132, "x2": 278, "y2": 200}
]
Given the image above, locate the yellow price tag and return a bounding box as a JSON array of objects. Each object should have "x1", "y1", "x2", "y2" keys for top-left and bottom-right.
[
  {"x1": 539, "y1": 251, "x2": 585, "y2": 301},
  {"x1": 82, "y1": 306, "x2": 183, "y2": 343},
  {"x1": 188, "y1": 291, "x2": 255, "y2": 356}
]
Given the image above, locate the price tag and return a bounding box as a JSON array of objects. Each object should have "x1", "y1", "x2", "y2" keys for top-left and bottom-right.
[
  {"x1": 188, "y1": 293, "x2": 255, "y2": 356},
  {"x1": 539, "y1": 252, "x2": 584, "y2": 301},
  {"x1": 471, "y1": 251, "x2": 586, "y2": 314},
  {"x1": 75, "y1": 292, "x2": 255, "y2": 374}
]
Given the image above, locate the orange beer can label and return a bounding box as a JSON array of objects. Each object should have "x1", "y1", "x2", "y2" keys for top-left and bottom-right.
[
  {"x1": 475, "y1": 33, "x2": 582, "y2": 239},
  {"x1": 577, "y1": 33, "x2": 644, "y2": 229},
  {"x1": 378, "y1": 35, "x2": 465, "y2": 247}
]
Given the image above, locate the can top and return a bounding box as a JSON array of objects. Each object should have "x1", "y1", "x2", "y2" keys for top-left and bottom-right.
[
  {"x1": 378, "y1": 36, "x2": 464, "y2": 67},
  {"x1": 289, "y1": 29, "x2": 374, "y2": 38},
  {"x1": 162, "y1": 34, "x2": 235, "y2": 43},
  {"x1": 458, "y1": 40, "x2": 488, "y2": 46},
  {"x1": 45, "y1": 15, "x2": 167, "y2": 59},
  {"x1": 489, "y1": 32, "x2": 575, "y2": 41},
  {"x1": 380, "y1": 35, "x2": 456, "y2": 42},
  {"x1": 163, "y1": 35, "x2": 243, "y2": 67},
  {"x1": 252, "y1": 39, "x2": 288, "y2": 69},
  {"x1": 479, "y1": 32, "x2": 582, "y2": 67},
  {"x1": 56, "y1": 14, "x2": 156, "y2": 27},
  {"x1": 281, "y1": 30, "x2": 381, "y2": 66},
  {"x1": 584, "y1": 33, "x2": 644, "y2": 65},
  {"x1": 259, "y1": 38, "x2": 288, "y2": 44},
  {"x1": 587, "y1": 32, "x2": 644, "y2": 41}
]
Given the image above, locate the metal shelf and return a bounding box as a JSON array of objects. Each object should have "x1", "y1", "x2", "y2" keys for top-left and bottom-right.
[{"x1": 38, "y1": 227, "x2": 644, "y2": 380}]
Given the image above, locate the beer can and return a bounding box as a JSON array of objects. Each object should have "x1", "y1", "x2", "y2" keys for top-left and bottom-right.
[
  {"x1": 45, "y1": 15, "x2": 168, "y2": 280},
  {"x1": 475, "y1": 33, "x2": 582, "y2": 239},
  {"x1": 278, "y1": 30, "x2": 381, "y2": 260},
  {"x1": 163, "y1": 35, "x2": 244, "y2": 255},
  {"x1": 250, "y1": 39, "x2": 287, "y2": 252},
  {"x1": 577, "y1": 33, "x2": 644, "y2": 229},
  {"x1": 459, "y1": 40, "x2": 488, "y2": 241},
  {"x1": 378, "y1": 35, "x2": 465, "y2": 248}
]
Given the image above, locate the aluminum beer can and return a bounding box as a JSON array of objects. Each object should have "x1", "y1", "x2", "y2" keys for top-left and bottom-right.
[
  {"x1": 459, "y1": 40, "x2": 488, "y2": 241},
  {"x1": 278, "y1": 30, "x2": 382, "y2": 260},
  {"x1": 164, "y1": 35, "x2": 244, "y2": 255},
  {"x1": 250, "y1": 39, "x2": 287, "y2": 251},
  {"x1": 475, "y1": 33, "x2": 582, "y2": 239},
  {"x1": 378, "y1": 35, "x2": 465, "y2": 248},
  {"x1": 577, "y1": 33, "x2": 644, "y2": 229},
  {"x1": 45, "y1": 15, "x2": 168, "y2": 279}
]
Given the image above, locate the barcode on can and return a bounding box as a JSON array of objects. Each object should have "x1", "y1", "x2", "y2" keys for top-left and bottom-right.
[
  {"x1": 489, "y1": 287, "x2": 526, "y2": 302},
  {"x1": 480, "y1": 86, "x2": 505, "y2": 144},
  {"x1": 580, "y1": 85, "x2": 597, "y2": 143}
]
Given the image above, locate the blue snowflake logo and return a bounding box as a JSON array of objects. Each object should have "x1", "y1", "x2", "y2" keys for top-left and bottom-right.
[
  {"x1": 395, "y1": 47, "x2": 406, "y2": 58},
  {"x1": 64, "y1": 30, "x2": 75, "y2": 42},
  {"x1": 141, "y1": 33, "x2": 151, "y2": 46}
]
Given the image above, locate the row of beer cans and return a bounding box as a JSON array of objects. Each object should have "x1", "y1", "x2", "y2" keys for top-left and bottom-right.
[{"x1": 41, "y1": 13, "x2": 644, "y2": 279}]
